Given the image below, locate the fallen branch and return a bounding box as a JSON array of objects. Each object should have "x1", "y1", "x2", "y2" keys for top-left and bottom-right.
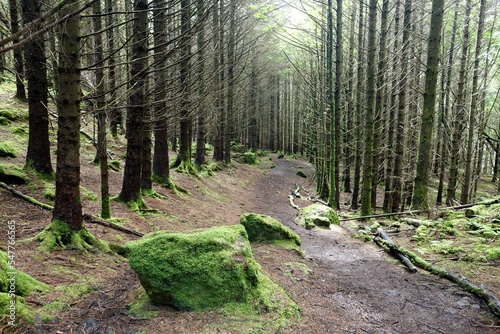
[
  {"x1": 288, "y1": 195, "x2": 300, "y2": 210},
  {"x1": 340, "y1": 198, "x2": 500, "y2": 222},
  {"x1": 0, "y1": 182, "x2": 54, "y2": 210},
  {"x1": 0, "y1": 183, "x2": 144, "y2": 238},
  {"x1": 374, "y1": 236, "x2": 500, "y2": 317},
  {"x1": 399, "y1": 217, "x2": 434, "y2": 228},
  {"x1": 375, "y1": 228, "x2": 416, "y2": 273},
  {"x1": 83, "y1": 213, "x2": 144, "y2": 237}
]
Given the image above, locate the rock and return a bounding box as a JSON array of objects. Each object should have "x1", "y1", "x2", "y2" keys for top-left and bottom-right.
[
  {"x1": 125, "y1": 225, "x2": 262, "y2": 311},
  {"x1": 296, "y1": 203, "x2": 339, "y2": 229},
  {"x1": 78, "y1": 318, "x2": 99, "y2": 334},
  {"x1": 240, "y1": 213, "x2": 301, "y2": 246}
]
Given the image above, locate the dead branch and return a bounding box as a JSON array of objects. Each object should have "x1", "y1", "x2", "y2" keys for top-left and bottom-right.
[
  {"x1": 0, "y1": 182, "x2": 54, "y2": 210},
  {"x1": 375, "y1": 228, "x2": 417, "y2": 273},
  {"x1": 374, "y1": 237, "x2": 500, "y2": 317},
  {"x1": 83, "y1": 213, "x2": 144, "y2": 237},
  {"x1": 288, "y1": 195, "x2": 300, "y2": 210}
]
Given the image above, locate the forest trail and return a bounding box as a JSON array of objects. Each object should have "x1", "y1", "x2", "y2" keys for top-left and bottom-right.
[{"x1": 249, "y1": 156, "x2": 499, "y2": 334}]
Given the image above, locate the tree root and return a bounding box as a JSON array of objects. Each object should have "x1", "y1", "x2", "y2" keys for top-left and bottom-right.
[
  {"x1": 374, "y1": 236, "x2": 500, "y2": 317},
  {"x1": 30, "y1": 220, "x2": 111, "y2": 253}
]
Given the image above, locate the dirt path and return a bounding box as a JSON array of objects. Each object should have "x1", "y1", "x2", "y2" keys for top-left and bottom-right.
[{"x1": 249, "y1": 156, "x2": 499, "y2": 334}]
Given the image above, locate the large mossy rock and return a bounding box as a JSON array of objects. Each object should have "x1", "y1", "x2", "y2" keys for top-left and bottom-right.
[
  {"x1": 296, "y1": 203, "x2": 339, "y2": 229},
  {"x1": 126, "y1": 225, "x2": 264, "y2": 311},
  {"x1": 240, "y1": 213, "x2": 301, "y2": 246}
]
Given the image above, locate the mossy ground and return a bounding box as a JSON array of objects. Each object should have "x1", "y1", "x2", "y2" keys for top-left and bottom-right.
[{"x1": 0, "y1": 163, "x2": 29, "y2": 184}]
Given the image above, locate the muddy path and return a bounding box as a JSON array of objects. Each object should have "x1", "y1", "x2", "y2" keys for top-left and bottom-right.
[{"x1": 249, "y1": 156, "x2": 499, "y2": 334}]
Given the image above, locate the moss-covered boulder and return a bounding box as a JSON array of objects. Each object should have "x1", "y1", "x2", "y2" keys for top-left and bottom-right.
[
  {"x1": 240, "y1": 213, "x2": 301, "y2": 247},
  {"x1": 126, "y1": 225, "x2": 261, "y2": 310},
  {"x1": 125, "y1": 225, "x2": 300, "y2": 319},
  {"x1": 0, "y1": 163, "x2": 29, "y2": 184},
  {"x1": 296, "y1": 203, "x2": 339, "y2": 229}
]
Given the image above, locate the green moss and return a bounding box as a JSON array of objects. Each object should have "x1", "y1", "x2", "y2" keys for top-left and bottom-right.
[
  {"x1": 0, "y1": 163, "x2": 29, "y2": 184},
  {"x1": 231, "y1": 142, "x2": 246, "y2": 153},
  {"x1": 238, "y1": 152, "x2": 259, "y2": 165},
  {"x1": 126, "y1": 225, "x2": 259, "y2": 311},
  {"x1": 126, "y1": 287, "x2": 159, "y2": 319},
  {"x1": 81, "y1": 186, "x2": 98, "y2": 201},
  {"x1": 9, "y1": 124, "x2": 28, "y2": 136},
  {"x1": 240, "y1": 213, "x2": 301, "y2": 246},
  {"x1": 0, "y1": 141, "x2": 18, "y2": 158},
  {"x1": 30, "y1": 220, "x2": 111, "y2": 253},
  {"x1": 0, "y1": 116, "x2": 10, "y2": 125},
  {"x1": 0, "y1": 110, "x2": 19, "y2": 121},
  {"x1": 44, "y1": 182, "x2": 56, "y2": 201},
  {"x1": 0, "y1": 251, "x2": 49, "y2": 324},
  {"x1": 296, "y1": 203, "x2": 339, "y2": 229}
]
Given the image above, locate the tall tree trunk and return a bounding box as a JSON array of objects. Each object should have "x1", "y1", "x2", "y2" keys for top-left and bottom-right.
[
  {"x1": 351, "y1": 0, "x2": 364, "y2": 210},
  {"x1": 119, "y1": 0, "x2": 148, "y2": 204},
  {"x1": 152, "y1": 0, "x2": 171, "y2": 184},
  {"x1": 331, "y1": 0, "x2": 342, "y2": 209},
  {"x1": 213, "y1": 0, "x2": 224, "y2": 161},
  {"x1": 390, "y1": 0, "x2": 412, "y2": 213},
  {"x1": 372, "y1": 0, "x2": 389, "y2": 210},
  {"x1": 436, "y1": 2, "x2": 459, "y2": 205},
  {"x1": 9, "y1": 0, "x2": 25, "y2": 100},
  {"x1": 412, "y1": 0, "x2": 445, "y2": 209},
  {"x1": 446, "y1": 0, "x2": 471, "y2": 205},
  {"x1": 343, "y1": 0, "x2": 356, "y2": 194},
  {"x1": 23, "y1": 0, "x2": 53, "y2": 176},
  {"x1": 326, "y1": 0, "x2": 335, "y2": 207},
  {"x1": 460, "y1": 0, "x2": 486, "y2": 204},
  {"x1": 172, "y1": 0, "x2": 194, "y2": 171},
  {"x1": 360, "y1": 0, "x2": 378, "y2": 216},
  {"x1": 383, "y1": 0, "x2": 401, "y2": 212},
  {"x1": 93, "y1": 0, "x2": 110, "y2": 219},
  {"x1": 52, "y1": 0, "x2": 82, "y2": 229},
  {"x1": 224, "y1": 0, "x2": 236, "y2": 164},
  {"x1": 106, "y1": 0, "x2": 120, "y2": 137},
  {"x1": 195, "y1": 0, "x2": 207, "y2": 167}
]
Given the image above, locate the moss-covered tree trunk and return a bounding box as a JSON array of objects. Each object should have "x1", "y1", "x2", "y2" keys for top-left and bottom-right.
[
  {"x1": 194, "y1": 0, "x2": 207, "y2": 167},
  {"x1": 412, "y1": 0, "x2": 445, "y2": 209},
  {"x1": 23, "y1": 0, "x2": 53, "y2": 176},
  {"x1": 105, "y1": 0, "x2": 120, "y2": 137},
  {"x1": 119, "y1": 0, "x2": 148, "y2": 204},
  {"x1": 52, "y1": 0, "x2": 83, "y2": 230}
]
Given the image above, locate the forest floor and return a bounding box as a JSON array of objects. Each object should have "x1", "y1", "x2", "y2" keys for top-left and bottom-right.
[
  {"x1": 0, "y1": 148, "x2": 499, "y2": 333},
  {"x1": 0, "y1": 81, "x2": 499, "y2": 333}
]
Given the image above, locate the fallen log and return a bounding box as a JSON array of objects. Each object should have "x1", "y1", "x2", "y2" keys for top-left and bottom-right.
[
  {"x1": 0, "y1": 182, "x2": 144, "y2": 238},
  {"x1": 0, "y1": 182, "x2": 54, "y2": 210},
  {"x1": 375, "y1": 228, "x2": 416, "y2": 273},
  {"x1": 83, "y1": 213, "x2": 144, "y2": 237},
  {"x1": 374, "y1": 236, "x2": 500, "y2": 317},
  {"x1": 399, "y1": 217, "x2": 433, "y2": 228}
]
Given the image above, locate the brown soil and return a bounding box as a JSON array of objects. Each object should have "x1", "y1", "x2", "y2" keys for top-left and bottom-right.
[{"x1": 1, "y1": 150, "x2": 499, "y2": 333}]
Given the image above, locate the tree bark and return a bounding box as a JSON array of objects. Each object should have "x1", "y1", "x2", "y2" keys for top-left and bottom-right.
[
  {"x1": 23, "y1": 0, "x2": 53, "y2": 176},
  {"x1": 9, "y1": 0, "x2": 25, "y2": 100},
  {"x1": 412, "y1": 0, "x2": 445, "y2": 209},
  {"x1": 52, "y1": 0, "x2": 82, "y2": 230},
  {"x1": 119, "y1": 0, "x2": 148, "y2": 204}
]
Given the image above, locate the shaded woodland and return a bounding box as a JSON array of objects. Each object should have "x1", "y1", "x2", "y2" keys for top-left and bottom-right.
[{"x1": 0, "y1": 0, "x2": 498, "y2": 245}]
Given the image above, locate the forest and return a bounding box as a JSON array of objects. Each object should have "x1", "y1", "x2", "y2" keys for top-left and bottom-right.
[{"x1": 0, "y1": 0, "x2": 499, "y2": 332}]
